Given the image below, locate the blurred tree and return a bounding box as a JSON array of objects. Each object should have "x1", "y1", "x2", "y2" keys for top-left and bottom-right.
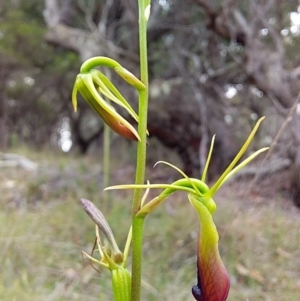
[
  {"x1": 0, "y1": 0, "x2": 81, "y2": 150},
  {"x1": 42, "y1": 0, "x2": 300, "y2": 206}
]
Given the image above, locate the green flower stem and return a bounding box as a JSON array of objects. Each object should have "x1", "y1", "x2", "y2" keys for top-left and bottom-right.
[
  {"x1": 131, "y1": 1, "x2": 149, "y2": 301},
  {"x1": 130, "y1": 216, "x2": 145, "y2": 301}
]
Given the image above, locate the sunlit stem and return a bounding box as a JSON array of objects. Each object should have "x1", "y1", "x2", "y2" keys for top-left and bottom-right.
[
  {"x1": 208, "y1": 116, "x2": 265, "y2": 198},
  {"x1": 201, "y1": 135, "x2": 216, "y2": 182}
]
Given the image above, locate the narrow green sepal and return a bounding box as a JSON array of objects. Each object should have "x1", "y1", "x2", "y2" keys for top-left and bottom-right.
[{"x1": 114, "y1": 67, "x2": 146, "y2": 91}]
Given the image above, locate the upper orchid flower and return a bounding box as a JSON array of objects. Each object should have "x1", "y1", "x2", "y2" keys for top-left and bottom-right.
[
  {"x1": 72, "y1": 57, "x2": 146, "y2": 141},
  {"x1": 106, "y1": 117, "x2": 269, "y2": 301}
]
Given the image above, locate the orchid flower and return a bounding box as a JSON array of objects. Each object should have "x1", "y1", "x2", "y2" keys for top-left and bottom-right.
[
  {"x1": 106, "y1": 117, "x2": 269, "y2": 301},
  {"x1": 72, "y1": 57, "x2": 146, "y2": 141},
  {"x1": 80, "y1": 198, "x2": 132, "y2": 301}
]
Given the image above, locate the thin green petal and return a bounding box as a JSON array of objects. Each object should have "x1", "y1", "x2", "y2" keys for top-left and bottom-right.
[
  {"x1": 221, "y1": 147, "x2": 269, "y2": 186},
  {"x1": 208, "y1": 116, "x2": 265, "y2": 198},
  {"x1": 93, "y1": 70, "x2": 140, "y2": 122},
  {"x1": 201, "y1": 135, "x2": 215, "y2": 183},
  {"x1": 154, "y1": 161, "x2": 202, "y2": 196}
]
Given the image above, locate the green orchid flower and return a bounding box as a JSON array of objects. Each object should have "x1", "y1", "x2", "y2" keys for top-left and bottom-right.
[
  {"x1": 189, "y1": 193, "x2": 230, "y2": 301},
  {"x1": 106, "y1": 117, "x2": 269, "y2": 301},
  {"x1": 80, "y1": 198, "x2": 132, "y2": 301},
  {"x1": 72, "y1": 57, "x2": 146, "y2": 141}
]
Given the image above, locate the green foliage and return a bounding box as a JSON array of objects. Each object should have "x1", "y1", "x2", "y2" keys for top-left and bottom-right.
[
  {"x1": 0, "y1": 2, "x2": 80, "y2": 148},
  {"x1": 0, "y1": 9, "x2": 44, "y2": 66},
  {"x1": 0, "y1": 0, "x2": 44, "y2": 23},
  {"x1": 0, "y1": 7, "x2": 79, "y2": 71}
]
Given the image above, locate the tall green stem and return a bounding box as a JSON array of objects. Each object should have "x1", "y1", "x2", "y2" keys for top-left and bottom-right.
[{"x1": 131, "y1": 1, "x2": 149, "y2": 300}]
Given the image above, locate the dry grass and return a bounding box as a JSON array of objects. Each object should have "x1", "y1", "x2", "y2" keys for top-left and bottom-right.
[{"x1": 1, "y1": 148, "x2": 300, "y2": 301}]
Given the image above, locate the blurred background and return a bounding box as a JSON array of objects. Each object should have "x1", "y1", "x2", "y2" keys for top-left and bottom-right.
[{"x1": 1, "y1": 0, "x2": 300, "y2": 300}]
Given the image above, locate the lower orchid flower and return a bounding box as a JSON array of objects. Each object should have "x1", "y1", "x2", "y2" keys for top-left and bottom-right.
[
  {"x1": 80, "y1": 198, "x2": 132, "y2": 301},
  {"x1": 106, "y1": 117, "x2": 269, "y2": 301},
  {"x1": 189, "y1": 194, "x2": 230, "y2": 301}
]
